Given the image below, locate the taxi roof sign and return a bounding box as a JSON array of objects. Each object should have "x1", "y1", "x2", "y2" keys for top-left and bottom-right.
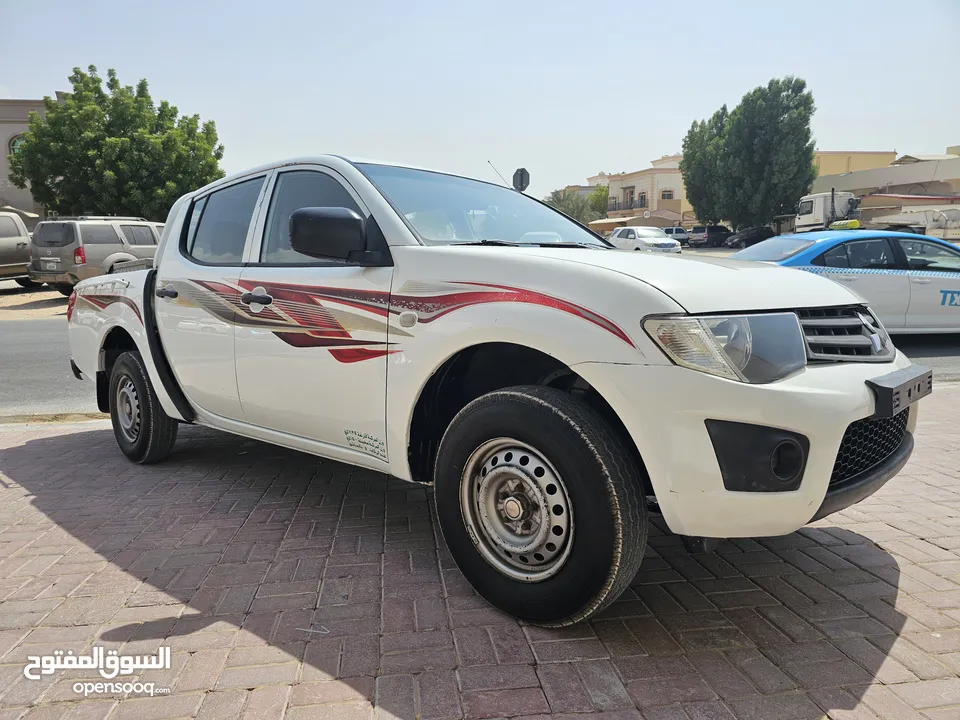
[
  {"x1": 828, "y1": 219, "x2": 861, "y2": 230},
  {"x1": 829, "y1": 219, "x2": 862, "y2": 230}
]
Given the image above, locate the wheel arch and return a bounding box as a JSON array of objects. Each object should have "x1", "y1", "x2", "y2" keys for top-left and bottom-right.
[{"x1": 403, "y1": 341, "x2": 653, "y2": 500}]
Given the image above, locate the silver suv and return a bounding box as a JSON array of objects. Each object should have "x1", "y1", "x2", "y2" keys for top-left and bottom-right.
[{"x1": 28, "y1": 217, "x2": 163, "y2": 295}]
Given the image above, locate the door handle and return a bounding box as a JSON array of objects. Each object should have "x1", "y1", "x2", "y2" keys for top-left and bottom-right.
[
  {"x1": 911, "y1": 278, "x2": 932, "y2": 285},
  {"x1": 155, "y1": 286, "x2": 178, "y2": 299},
  {"x1": 241, "y1": 292, "x2": 273, "y2": 305}
]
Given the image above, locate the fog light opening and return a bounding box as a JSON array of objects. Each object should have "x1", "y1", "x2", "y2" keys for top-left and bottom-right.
[{"x1": 771, "y1": 439, "x2": 804, "y2": 483}]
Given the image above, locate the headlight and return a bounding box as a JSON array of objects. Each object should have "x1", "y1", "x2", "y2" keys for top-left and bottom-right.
[{"x1": 642, "y1": 312, "x2": 807, "y2": 384}]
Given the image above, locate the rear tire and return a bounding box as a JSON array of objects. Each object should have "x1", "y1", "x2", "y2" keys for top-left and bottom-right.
[
  {"x1": 55, "y1": 284, "x2": 73, "y2": 296},
  {"x1": 109, "y1": 351, "x2": 178, "y2": 464},
  {"x1": 15, "y1": 278, "x2": 39, "y2": 289},
  {"x1": 434, "y1": 385, "x2": 648, "y2": 627}
]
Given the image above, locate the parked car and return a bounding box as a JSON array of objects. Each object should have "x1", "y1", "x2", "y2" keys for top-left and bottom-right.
[
  {"x1": 608, "y1": 226, "x2": 681, "y2": 253},
  {"x1": 725, "y1": 226, "x2": 776, "y2": 249},
  {"x1": 0, "y1": 211, "x2": 39, "y2": 287},
  {"x1": 663, "y1": 226, "x2": 690, "y2": 246},
  {"x1": 731, "y1": 229, "x2": 960, "y2": 333},
  {"x1": 28, "y1": 216, "x2": 161, "y2": 295},
  {"x1": 689, "y1": 225, "x2": 732, "y2": 247},
  {"x1": 68, "y1": 156, "x2": 931, "y2": 627}
]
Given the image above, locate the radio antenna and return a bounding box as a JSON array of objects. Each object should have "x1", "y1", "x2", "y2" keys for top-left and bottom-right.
[{"x1": 487, "y1": 160, "x2": 509, "y2": 187}]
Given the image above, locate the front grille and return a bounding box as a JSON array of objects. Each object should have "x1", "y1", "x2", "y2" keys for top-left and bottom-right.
[
  {"x1": 653, "y1": 242, "x2": 675, "y2": 248},
  {"x1": 831, "y1": 409, "x2": 909, "y2": 486},
  {"x1": 796, "y1": 306, "x2": 894, "y2": 362}
]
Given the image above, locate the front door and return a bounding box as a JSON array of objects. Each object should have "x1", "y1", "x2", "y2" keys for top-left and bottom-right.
[
  {"x1": 894, "y1": 237, "x2": 960, "y2": 330},
  {"x1": 814, "y1": 237, "x2": 910, "y2": 329},
  {"x1": 234, "y1": 166, "x2": 392, "y2": 461},
  {"x1": 0, "y1": 215, "x2": 26, "y2": 278},
  {"x1": 153, "y1": 174, "x2": 269, "y2": 420}
]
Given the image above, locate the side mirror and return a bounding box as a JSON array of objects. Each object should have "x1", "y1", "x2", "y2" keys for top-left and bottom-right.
[{"x1": 289, "y1": 207, "x2": 369, "y2": 263}]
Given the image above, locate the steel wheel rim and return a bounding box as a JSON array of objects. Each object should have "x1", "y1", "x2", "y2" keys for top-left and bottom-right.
[
  {"x1": 460, "y1": 438, "x2": 574, "y2": 582},
  {"x1": 116, "y1": 376, "x2": 141, "y2": 443}
]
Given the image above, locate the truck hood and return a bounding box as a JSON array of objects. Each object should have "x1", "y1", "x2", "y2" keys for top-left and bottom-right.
[{"x1": 518, "y1": 248, "x2": 860, "y2": 313}]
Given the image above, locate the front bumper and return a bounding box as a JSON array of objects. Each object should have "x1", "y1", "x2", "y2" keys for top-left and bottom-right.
[{"x1": 576, "y1": 351, "x2": 922, "y2": 538}]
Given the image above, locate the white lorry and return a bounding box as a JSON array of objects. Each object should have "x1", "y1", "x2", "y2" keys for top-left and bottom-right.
[
  {"x1": 67, "y1": 156, "x2": 933, "y2": 626},
  {"x1": 796, "y1": 189, "x2": 960, "y2": 239}
]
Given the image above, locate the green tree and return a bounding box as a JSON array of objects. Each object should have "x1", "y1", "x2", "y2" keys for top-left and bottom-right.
[
  {"x1": 721, "y1": 77, "x2": 817, "y2": 228},
  {"x1": 8, "y1": 65, "x2": 225, "y2": 220},
  {"x1": 544, "y1": 188, "x2": 599, "y2": 224},
  {"x1": 679, "y1": 105, "x2": 728, "y2": 225},
  {"x1": 679, "y1": 76, "x2": 817, "y2": 229},
  {"x1": 587, "y1": 184, "x2": 609, "y2": 218}
]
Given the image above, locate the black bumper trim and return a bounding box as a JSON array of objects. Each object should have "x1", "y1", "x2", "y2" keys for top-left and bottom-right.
[
  {"x1": 70, "y1": 359, "x2": 83, "y2": 380},
  {"x1": 810, "y1": 431, "x2": 914, "y2": 522}
]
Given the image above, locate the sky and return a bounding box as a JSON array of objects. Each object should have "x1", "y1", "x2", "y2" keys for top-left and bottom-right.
[{"x1": 3, "y1": 0, "x2": 959, "y2": 198}]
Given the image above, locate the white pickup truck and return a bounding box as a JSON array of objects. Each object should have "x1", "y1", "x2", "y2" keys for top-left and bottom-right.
[{"x1": 67, "y1": 156, "x2": 933, "y2": 627}]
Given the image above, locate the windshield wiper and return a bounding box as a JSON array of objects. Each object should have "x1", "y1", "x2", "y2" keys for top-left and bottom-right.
[
  {"x1": 456, "y1": 239, "x2": 522, "y2": 247},
  {"x1": 536, "y1": 242, "x2": 609, "y2": 249}
]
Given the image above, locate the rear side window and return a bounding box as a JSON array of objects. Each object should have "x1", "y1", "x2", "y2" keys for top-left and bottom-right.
[
  {"x1": 0, "y1": 216, "x2": 20, "y2": 238},
  {"x1": 120, "y1": 225, "x2": 157, "y2": 246},
  {"x1": 33, "y1": 223, "x2": 76, "y2": 247},
  {"x1": 186, "y1": 177, "x2": 265, "y2": 264},
  {"x1": 80, "y1": 224, "x2": 120, "y2": 244}
]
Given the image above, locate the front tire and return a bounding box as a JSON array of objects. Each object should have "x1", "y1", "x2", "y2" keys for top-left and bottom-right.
[
  {"x1": 434, "y1": 385, "x2": 648, "y2": 627},
  {"x1": 109, "y1": 351, "x2": 178, "y2": 464}
]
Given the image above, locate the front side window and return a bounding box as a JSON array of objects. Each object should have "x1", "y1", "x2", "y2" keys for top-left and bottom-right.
[
  {"x1": 186, "y1": 177, "x2": 265, "y2": 264},
  {"x1": 624, "y1": 229, "x2": 636, "y2": 239},
  {"x1": 897, "y1": 238, "x2": 960, "y2": 273},
  {"x1": 80, "y1": 224, "x2": 120, "y2": 245},
  {"x1": 798, "y1": 200, "x2": 814, "y2": 215},
  {"x1": 261, "y1": 170, "x2": 362, "y2": 264},
  {"x1": 356, "y1": 163, "x2": 609, "y2": 248},
  {"x1": 823, "y1": 238, "x2": 898, "y2": 270},
  {"x1": 0, "y1": 216, "x2": 19, "y2": 238}
]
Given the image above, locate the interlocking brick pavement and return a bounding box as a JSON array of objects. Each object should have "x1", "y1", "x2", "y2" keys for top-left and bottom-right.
[{"x1": 0, "y1": 385, "x2": 957, "y2": 719}]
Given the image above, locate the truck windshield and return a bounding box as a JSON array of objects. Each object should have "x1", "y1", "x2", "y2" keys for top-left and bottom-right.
[
  {"x1": 356, "y1": 163, "x2": 609, "y2": 248},
  {"x1": 730, "y1": 236, "x2": 818, "y2": 262}
]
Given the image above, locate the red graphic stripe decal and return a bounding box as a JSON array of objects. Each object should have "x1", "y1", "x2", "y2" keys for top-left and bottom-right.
[
  {"x1": 180, "y1": 278, "x2": 633, "y2": 362},
  {"x1": 77, "y1": 294, "x2": 144, "y2": 325}
]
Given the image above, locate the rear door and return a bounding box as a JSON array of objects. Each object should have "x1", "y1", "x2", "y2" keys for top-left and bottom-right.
[
  {"x1": 813, "y1": 237, "x2": 909, "y2": 329},
  {"x1": 77, "y1": 223, "x2": 124, "y2": 278},
  {"x1": 234, "y1": 166, "x2": 392, "y2": 456},
  {"x1": 32, "y1": 222, "x2": 79, "y2": 274},
  {"x1": 153, "y1": 174, "x2": 269, "y2": 420},
  {"x1": 893, "y1": 237, "x2": 960, "y2": 330}
]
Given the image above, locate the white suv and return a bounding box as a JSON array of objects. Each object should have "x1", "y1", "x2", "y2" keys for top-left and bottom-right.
[{"x1": 609, "y1": 226, "x2": 681, "y2": 253}]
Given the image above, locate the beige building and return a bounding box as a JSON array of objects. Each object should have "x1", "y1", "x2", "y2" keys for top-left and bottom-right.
[
  {"x1": 588, "y1": 154, "x2": 693, "y2": 222},
  {"x1": 812, "y1": 145, "x2": 960, "y2": 196},
  {"x1": 0, "y1": 97, "x2": 52, "y2": 225},
  {"x1": 813, "y1": 150, "x2": 897, "y2": 176}
]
